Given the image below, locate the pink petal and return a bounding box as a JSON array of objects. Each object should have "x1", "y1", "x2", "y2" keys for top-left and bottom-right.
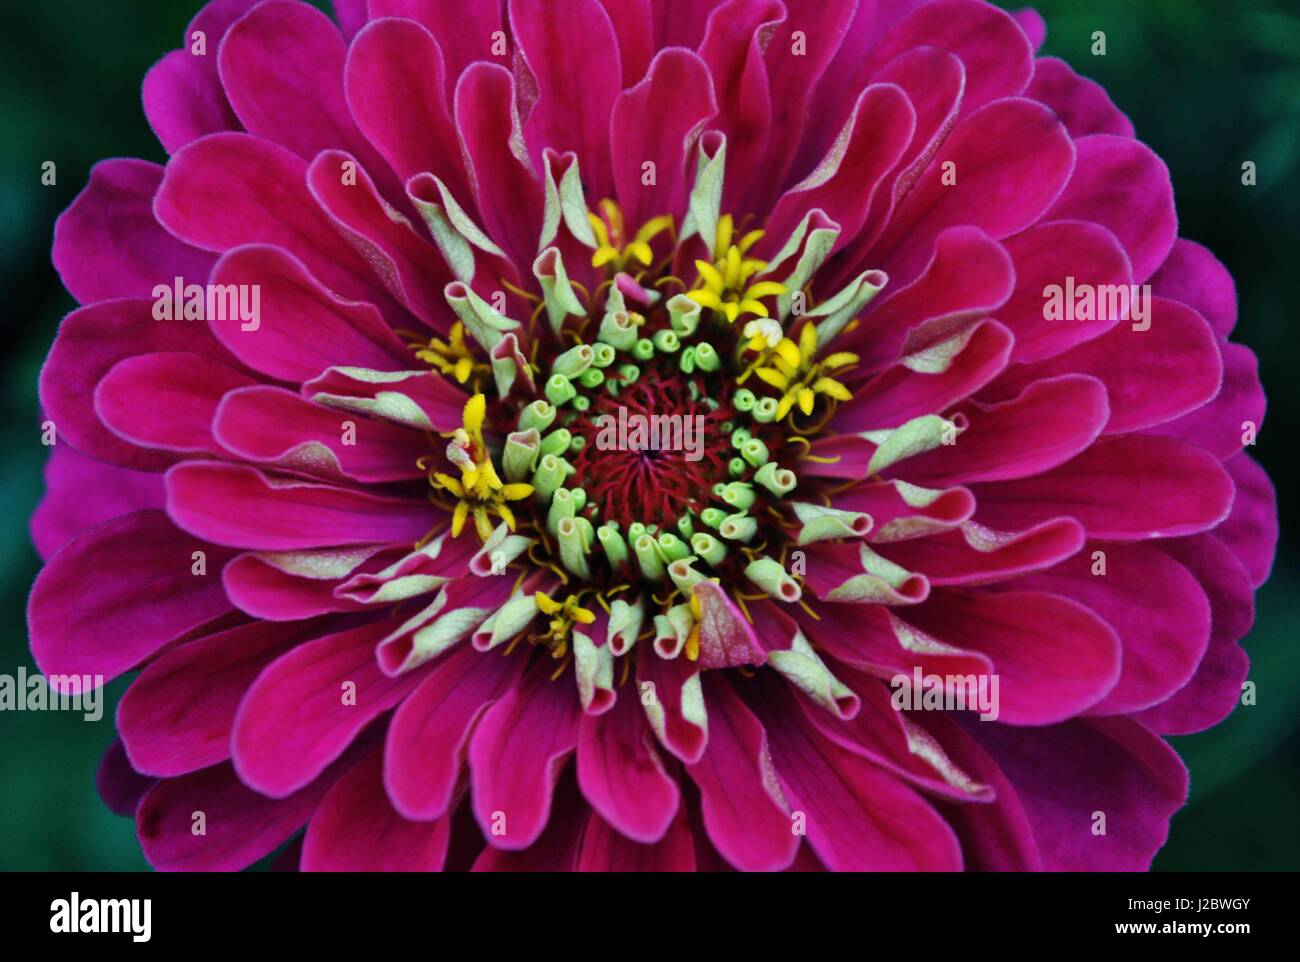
[
  {"x1": 1147, "y1": 342, "x2": 1265, "y2": 460},
  {"x1": 1026, "y1": 56, "x2": 1134, "y2": 138},
  {"x1": 972, "y1": 435, "x2": 1234, "y2": 540},
  {"x1": 29, "y1": 509, "x2": 236, "y2": 685},
  {"x1": 637, "y1": 647, "x2": 709, "y2": 763},
  {"x1": 1214, "y1": 453, "x2": 1278, "y2": 588},
  {"x1": 30, "y1": 446, "x2": 165, "y2": 560},
  {"x1": 973, "y1": 717, "x2": 1187, "y2": 870},
  {"x1": 511, "y1": 0, "x2": 622, "y2": 203},
  {"x1": 684, "y1": 675, "x2": 799, "y2": 871},
  {"x1": 577, "y1": 685, "x2": 680, "y2": 843},
  {"x1": 213, "y1": 385, "x2": 425, "y2": 483},
  {"x1": 119, "y1": 618, "x2": 330, "y2": 776},
  {"x1": 900, "y1": 589, "x2": 1121, "y2": 725},
  {"x1": 1150, "y1": 238, "x2": 1237, "y2": 337},
  {"x1": 369, "y1": 0, "x2": 504, "y2": 84},
  {"x1": 1045, "y1": 134, "x2": 1176, "y2": 282},
  {"x1": 52, "y1": 159, "x2": 214, "y2": 304},
  {"x1": 94, "y1": 352, "x2": 256, "y2": 456},
  {"x1": 232, "y1": 615, "x2": 422, "y2": 797},
  {"x1": 610, "y1": 48, "x2": 717, "y2": 230},
  {"x1": 577, "y1": 806, "x2": 697, "y2": 871},
  {"x1": 302, "y1": 748, "x2": 450, "y2": 871},
  {"x1": 208, "y1": 244, "x2": 409, "y2": 382},
  {"x1": 1135, "y1": 534, "x2": 1254, "y2": 734},
  {"x1": 165, "y1": 461, "x2": 434, "y2": 549},
  {"x1": 385, "y1": 641, "x2": 526, "y2": 820},
  {"x1": 469, "y1": 657, "x2": 582, "y2": 850}
]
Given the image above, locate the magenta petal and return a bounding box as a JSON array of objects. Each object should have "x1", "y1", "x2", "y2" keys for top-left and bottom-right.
[
  {"x1": 578, "y1": 806, "x2": 697, "y2": 872},
  {"x1": 97, "y1": 739, "x2": 158, "y2": 818},
  {"x1": 873, "y1": 98, "x2": 1074, "y2": 287},
  {"x1": 972, "y1": 435, "x2": 1234, "y2": 540},
  {"x1": 40, "y1": 298, "x2": 239, "y2": 470},
  {"x1": 209, "y1": 244, "x2": 409, "y2": 382},
  {"x1": 766, "y1": 83, "x2": 914, "y2": 252},
  {"x1": 155, "y1": 132, "x2": 400, "y2": 315},
  {"x1": 469, "y1": 658, "x2": 582, "y2": 851},
  {"x1": 864, "y1": 0, "x2": 1034, "y2": 117},
  {"x1": 922, "y1": 714, "x2": 1042, "y2": 870},
  {"x1": 1026, "y1": 56, "x2": 1134, "y2": 138},
  {"x1": 1147, "y1": 342, "x2": 1265, "y2": 461},
  {"x1": 636, "y1": 646, "x2": 708, "y2": 763},
  {"x1": 1046, "y1": 134, "x2": 1176, "y2": 282},
  {"x1": 842, "y1": 226, "x2": 1015, "y2": 374},
  {"x1": 876, "y1": 517, "x2": 1085, "y2": 587},
  {"x1": 471, "y1": 770, "x2": 587, "y2": 871},
  {"x1": 165, "y1": 461, "x2": 435, "y2": 549},
  {"x1": 232, "y1": 615, "x2": 422, "y2": 797},
  {"x1": 512, "y1": 0, "x2": 622, "y2": 202},
  {"x1": 454, "y1": 64, "x2": 546, "y2": 272},
  {"x1": 996, "y1": 220, "x2": 1131, "y2": 364},
  {"x1": 973, "y1": 717, "x2": 1188, "y2": 870},
  {"x1": 1136, "y1": 534, "x2": 1254, "y2": 734},
  {"x1": 1150, "y1": 238, "x2": 1237, "y2": 337},
  {"x1": 143, "y1": 49, "x2": 242, "y2": 154},
  {"x1": 610, "y1": 48, "x2": 717, "y2": 230},
  {"x1": 1215, "y1": 454, "x2": 1278, "y2": 588},
  {"x1": 306, "y1": 149, "x2": 453, "y2": 328},
  {"x1": 369, "y1": 0, "x2": 503, "y2": 84},
  {"x1": 302, "y1": 748, "x2": 450, "y2": 871},
  {"x1": 345, "y1": 18, "x2": 468, "y2": 197},
  {"x1": 1022, "y1": 543, "x2": 1211, "y2": 715},
  {"x1": 29, "y1": 509, "x2": 236, "y2": 685},
  {"x1": 218, "y1": 0, "x2": 392, "y2": 190},
  {"x1": 119, "y1": 619, "x2": 329, "y2": 776},
  {"x1": 836, "y1": 319, "x2": 1013, "y2": 432},
  {"x1": 137, "y1": 759, "x2": 344, "y2": 871},
  {"x1": 213, "y1": 386, "x2": 425, "y2": 483},
  {"x1": 95, "y1": 352, "x2": 256, "y2": 456},
  {"x1": 221, "y1": 553, "x2": 373, "y2": 621},
  {"x1": 385, "y1": 642, "x2": 526, "y2": 821},
  {"x1": 684, "y1": 675, "x2": 798, "y2": 872},
  {"x1": 898, "y1": 374, "x2": 1109, "y2": 485},
  {"x1": 577, "y1": 686, "x2": 680, "y2": 844},
  {"x1": 901, "y1": 589, "x2": 1121, "y2": 725},
  {"x1": 52, "y1": 159, "x2": 214, "y2": 304},
  {"x1": 30, "y1": 446, "x2": 165, "y2": 561},
  {"x1": 755, "y1": 676, "x2": 963, "y2": 871}
]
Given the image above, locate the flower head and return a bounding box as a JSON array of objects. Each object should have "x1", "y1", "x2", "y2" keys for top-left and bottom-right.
[{"x1": 31, "y1": 0, "x2": 1276, "y2": 872}]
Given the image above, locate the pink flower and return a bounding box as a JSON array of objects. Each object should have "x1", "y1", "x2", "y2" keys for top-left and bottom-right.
[{"x1": 32, "y1": 0, "x2": 1276, "y2": 872}]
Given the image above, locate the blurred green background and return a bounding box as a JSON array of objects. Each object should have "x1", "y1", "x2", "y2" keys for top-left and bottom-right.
[{"x1": 0, "y1": 0, "x2": 1296, "y2": 871}]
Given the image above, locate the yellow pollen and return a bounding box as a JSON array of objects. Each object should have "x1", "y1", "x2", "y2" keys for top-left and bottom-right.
[{"x1": 429, "y1": 394, "x2": 533, "y2": 540}]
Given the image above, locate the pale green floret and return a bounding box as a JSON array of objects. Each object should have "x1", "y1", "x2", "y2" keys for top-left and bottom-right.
[
  {"x1": 598, "y1": 309, "x2": 640, "y2": 351},
  {"x1": 653, "y1": 329, "x2": 681, "y2": 353},
  {"x1": 719, "y1": 512, "x2": 758, "y2": 542},
  {"x1": 741, "y1": 437, "x2": 770, "y2": 467},
  {"x1": 694, "y1": 342, "x2": 721, "y2": 372},
  {"x1": 531, "y1": 453, "x2": 570, "y2": 501},
  {"x1": 518, "y1": 399, "x2": 556, "y2": 433},
  {"x1": 792, "y1": 502, "x2": 871, "y2": 545},
  {"x1": 667, "y1": 293, "x2": 703, "y2": 336},
  {"x1": 667, "y1": 556, "x2": 707, "y2": 594},
  {"x1": 728, "y1": 457, "x2": 747, "y2": 478},
  {"x1": 578, "y1": 367, "x2": 605, "y2": 388},
  {"x1": 596, "y1": 523, "x2": 628, "y2": 567},
  {"x1": 744, "y1": 556, "x2": 802, "y2": 602},
  {"x1": 751, "y1": 396, "x2": 780, "y2": 423},
  {"x1": 556, "y1": 516, "x2": 592, "y2": 579},
  {"x1": 755, "y1": 461, "x2": 797, "y2": 496},
  {"x1": 656, "y1": 532, "x2": 691, "y2": 563},
  {"x1": 503, "y1": 429, "x2": 541, "y2": 483},
  {"x1": 633, "y1": 338, "x2": 655, "y2": 361},
  {"x1": 691, "y1": 532, "x2": 727, "y2": 566},
  {"x1": 634, "y1": 534, "x2": 666, "y2": 580},
  {"x1": 733, "y1": 388, "x2": 756, "y2": 412},
  {"x1": 539, "y1": 428, "x2": 572, "y2": 457},
  {"x1": 700, "y1": 507, "x2": 727, "y2": 529},
  {"x1": 547, "y1": 487, "x2": 577, "y2": 536},
  {"x1": 592, "y1": 342, "x2": 616, "y2": 367},
  {"x1": 552, "y1": 343, "x2": 595, "y2": 378},
  {"x1": 720, "y1": 481, "x2": 756, "y2": 511},
  {"x1": 545, "y1": 374, "x2": 576, "y2": 406}
]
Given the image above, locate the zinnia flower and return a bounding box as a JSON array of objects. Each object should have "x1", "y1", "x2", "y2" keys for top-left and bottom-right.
[{"x1": 31, "y1": 0, "x2": 1277, "y2": 872}]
